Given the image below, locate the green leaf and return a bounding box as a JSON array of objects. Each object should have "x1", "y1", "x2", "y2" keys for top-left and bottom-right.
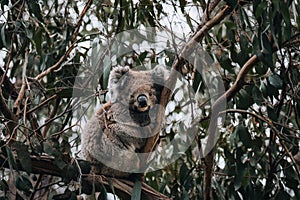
[
  {"x1": 12, "y1": 142, "x2": 32, "y2": 174},
  {"x1": 27, "y1": 0, "x2": 44, "y2": 23},
  {"x1": 236, "y1": 89, "x2": 252, "y2": 110},
  {"x1": 267, "y1": 106, "x2": 277, "y2": 121},
  {"x1": 234, "y1": 172, "x2": 243, "y2": 191},
  {"x1": 254, "y1": 1, "x2": 267, "y2": 19},
  {"x1": 230, "y1": 128, "x2": 236, "y2": 147},
  {"x1": 0, "y1": 179, "x2": 9, "y2": 193},
  {"x1": 268, "y1": 74, "x2": 283, "y2": 89},
  {"x1": 255, "y1": 62, "x2": 268, "y2": 75},
  {"x1": 269, "y1": 11, "x2": 281, "y2": 50},
  {"x1": 1, "y1": 24, "x2": 6, "y2": 48},
  {"x1": 239, "y1": 35, "x2": 250, "y2": 63},
  {"x1": 192, "y1": 70, "x2": 204, "y2": 94},
  {"x1": 252, "y1": 86, "x2": 262, "y2": 105},
  {"x1": 225, "y1": 0, "x2": 238, "y2": 7},
  {"x1": 182, "y1": 188, "x2": 189, "y2": 200},
  {"x1": 131, "y1": 180, "x2": 142, "y2": 200},
  {"x1": 280, "y1": 2, "x2": 291, "y2": 39},
  {"x1": 91, "y1": 38, "x2": 100, "y2": 69},
  {"x1": 179, "y1": 0, "x2": 186, "y2": 13},
  {"x1": 260, "y1": 34, "x2": 273, "y2": 68},
  {"x1": 136, "y1": 51, "x2": 148, "y2": 66},
  {"x1": 15, "y1": 175, "x2": 33, "y2": 193},
  {"x1": 108, "y1": 178, "x2": 116, "y2": 197},
  {"x1": 224, "y1": 148, "x2": 234, "y2": 163},
  {"x1": 5, "y1": 146, "x2": 17, "y2": 172},
  {"x1": 1, "y1": 0, "x2": 9, "y2": 11},
  {"x1": 234, "y1": 161, "x2": 246, "y2": 191},
  {"x1": 235, "y1": 125, "x2": 252, "y2": 148},
  {"x1": 33, "y1": 29, "x2": 42, "y2": 56},
  {"x1": 179, "y1": 162, "x2": 188, "y2": 185},
  {"x1": 261, "y1": 33, "x2": 272, "y2": 55},
  {"x1": 185, "y1": 13, "x2": 194, "y2": 31},
  {"x1": 219, "y1": 53, "x2": 235, "y2": 74},
  {"x1": 102, "y1": 57, "x2": 111, "y2": 90},
  {"x1": 275, "y1": 185, "x2": 291, "y2": 199},
  {"x1": 57, "y1": 88, "x2": 73, "y2": 98}
]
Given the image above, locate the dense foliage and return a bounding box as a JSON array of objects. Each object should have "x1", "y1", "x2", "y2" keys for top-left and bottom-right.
[{"x1": 0, "y1": 0, "x2": 299, "y2": 199}]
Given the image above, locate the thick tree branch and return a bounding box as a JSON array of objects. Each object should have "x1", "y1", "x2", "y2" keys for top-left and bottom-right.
[
  {"x1": 0, "y1": 152, "x2": 170, "y2": 199},
  {"x1": 139, "y1": 5, "x2": 234, "y2": 199},
  {"x1": 142, "y1": 5, "x2": 233, "y2": 154}
]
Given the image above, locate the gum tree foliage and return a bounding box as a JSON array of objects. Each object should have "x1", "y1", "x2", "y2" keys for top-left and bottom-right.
[{"x1": 0, "y1": 0, "x2": 299, "y2": 199}]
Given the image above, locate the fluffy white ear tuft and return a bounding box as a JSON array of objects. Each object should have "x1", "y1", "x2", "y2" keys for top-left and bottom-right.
[
  {"x1": 110, "y1": 66, "x2": 130, "y2": 80},
  {"x1": 152, "y1": 65, "x2": 169, "y2": 82},
  {"x1": 107, "y1": 66, "x2": 130, "y2": 103}
]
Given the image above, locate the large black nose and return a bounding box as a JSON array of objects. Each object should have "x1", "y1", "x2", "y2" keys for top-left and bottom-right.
[{"x1": 137, "y1": 95, "x2": 148, "y2": 107}]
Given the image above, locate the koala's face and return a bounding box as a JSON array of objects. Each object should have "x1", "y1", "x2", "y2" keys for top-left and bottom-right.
[
  {"x1": 108, "y1": 66, "x2": 167, "y2": 113},
  {"x1": 128, "y1": 84, "x2": 157, "y2": 112}
]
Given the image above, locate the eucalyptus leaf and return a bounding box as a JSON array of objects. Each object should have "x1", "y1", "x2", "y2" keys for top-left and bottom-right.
[
  {"x1": 131, "y1": 181, "x2": 142, "y2": 200},
  {"x1": 16, "y1": 175, "x2": 33, "y2": 193},
  {"x1": 12, "y1": 142, "x2": 32, "y2": 174},
  {"x1": 28, "y1": 0, "x2": 44, "y2": 23},
  {"x1": 234, "y1": 125, "x2": 252, "y2": 148},
  {"x1": 268, "y1": 74, "x2": 283, "y2": 89}
]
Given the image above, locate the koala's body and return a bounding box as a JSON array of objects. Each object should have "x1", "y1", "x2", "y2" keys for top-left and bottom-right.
[{"x1": 81, "y1": 66, "x2": 168, "y2": 178}]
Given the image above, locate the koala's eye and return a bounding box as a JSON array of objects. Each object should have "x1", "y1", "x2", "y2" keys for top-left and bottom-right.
[{"x1": 149, "y1": 92, "x2": 153, "y2": 96}]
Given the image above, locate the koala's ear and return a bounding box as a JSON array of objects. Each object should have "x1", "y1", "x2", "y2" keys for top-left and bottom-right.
[
  {"x1": 152, "y1": 65, "x2": 169, "y2": 82},
  {"x1": 110, "y1": 66, "x2": 130, "y2": 81},
  {"x1": 107, "y1": 66, "x2": 130, "y2": 103}
]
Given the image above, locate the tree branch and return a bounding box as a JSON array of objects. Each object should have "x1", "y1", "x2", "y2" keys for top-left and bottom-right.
[
  {"x1": 142, "y1": 5, "x2": 233, "y2": 154},
  {"x1": 202, "y1": 54, "x2": 258, "y2": 199},
  {"x1": 223, "y1": 109, "x2": 300, "y2": 179},
  {"x1": 34, "y1": 0, "x2": 93, "y2": 81},
  {"x1": 0, "y1": 152, "x2": 170, "y2": 199},
  {"x1": 0, "y1": 91, "x2": 18, "y2": 135},
  {"x1": 13, "y1": 49, "x2": 29, "y2": 118},
  {"x1": 202, "y1": 30, "x2": 300, "y2": 198}
]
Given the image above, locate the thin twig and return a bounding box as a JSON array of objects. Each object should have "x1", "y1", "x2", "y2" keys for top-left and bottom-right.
[
  {"x1": 202, "y1": 54, "x2": 258, "y2": 199},
  {"x1": 14, "y1": 49, "x2": 29, "y2": 117},
  {"x1": 223, "y1": 109, "x2": 300, "y2": 179},
  {"x1": 26, "y1": 94, "x2": 58, "y2": 115},
  {"x1": 42, "y1": 97, "x2": 61, "y2": 138}
]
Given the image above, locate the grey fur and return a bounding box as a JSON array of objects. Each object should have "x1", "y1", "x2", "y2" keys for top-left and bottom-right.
[{"x1": 81, "y1": 65, "x2": 168, "y2": 178}]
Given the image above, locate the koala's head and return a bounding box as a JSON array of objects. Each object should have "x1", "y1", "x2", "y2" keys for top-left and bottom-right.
[{"x1": 108, "y1": 65, "x2": 168, "y2": 114}]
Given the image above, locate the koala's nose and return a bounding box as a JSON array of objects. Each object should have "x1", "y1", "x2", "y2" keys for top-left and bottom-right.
[{"x1": 137, "y1": 95, "x2": 148, "y2": 107}]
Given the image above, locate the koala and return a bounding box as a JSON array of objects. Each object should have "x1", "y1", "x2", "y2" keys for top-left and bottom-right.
[{"x1": 81, "y1": 65, "x2": 168, "y2": 178}]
